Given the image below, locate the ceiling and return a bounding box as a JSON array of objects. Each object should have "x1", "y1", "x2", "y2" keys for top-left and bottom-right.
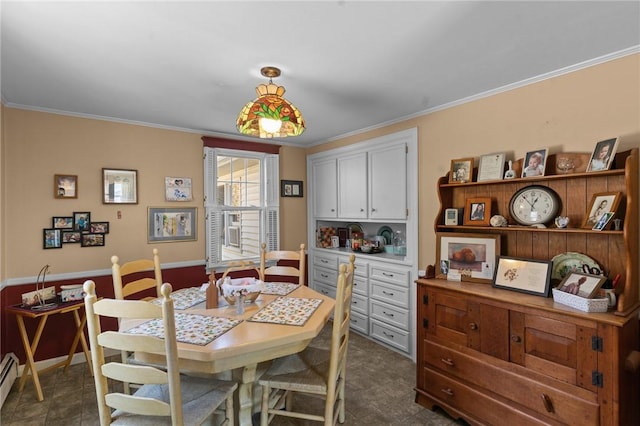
[{"x1": 2, "y1": 1, "x2": 639, "y2": 147}]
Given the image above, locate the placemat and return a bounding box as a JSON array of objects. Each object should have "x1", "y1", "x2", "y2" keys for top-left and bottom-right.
[
  {"x1": 248, "y1": 297, "x2": 323, "y2": 326},
  {"x1": 151, "y1": 286, "x2": 207, "y2": 310},
  {"x1": 126, "y1": 313, "x2": 242, "y2": 346},
  {"x1": 261, "y1": 282, "x2": 300, "y2": 296}
]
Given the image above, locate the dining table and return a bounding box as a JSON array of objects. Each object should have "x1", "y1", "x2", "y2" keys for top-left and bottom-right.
[{"x1": 125, "y1": 283, "x2": 335, "y2": 426}]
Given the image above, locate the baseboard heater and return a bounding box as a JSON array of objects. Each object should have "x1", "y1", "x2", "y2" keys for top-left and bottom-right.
[{"x1": 1, "y1": 353, "x2": 18, "y2": 408}]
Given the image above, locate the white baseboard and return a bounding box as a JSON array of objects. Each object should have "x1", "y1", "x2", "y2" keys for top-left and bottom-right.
[{"x1": 16, "y1": 349, "x2": 119, "y2": 376}]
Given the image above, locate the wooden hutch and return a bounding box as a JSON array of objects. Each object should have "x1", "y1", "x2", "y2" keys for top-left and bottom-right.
[{"x1": 415, "y1": 149, "x2": 639, "y2": 425}]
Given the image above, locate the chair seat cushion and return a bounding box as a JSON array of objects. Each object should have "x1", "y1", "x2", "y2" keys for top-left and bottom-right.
[{"x1": 112, "y1": 376, "x2": 237, "y2": 425}]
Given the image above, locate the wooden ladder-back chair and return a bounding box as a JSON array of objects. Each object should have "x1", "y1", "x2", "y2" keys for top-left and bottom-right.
[
  {"x1": 111, "y1": 248, "x2": 163, "y2": 301},
  {"x1": 83, "y1": 280, "x2": 237, "y2": 426},
  {"x1": 258, "y1": 255, "x2": 355, "y2": 425},
  {"x1": 259, "y1": 243, "x2": 306, "y2": 286}
]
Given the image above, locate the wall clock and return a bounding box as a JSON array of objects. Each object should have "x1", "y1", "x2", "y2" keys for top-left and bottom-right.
[{"x1": 509, "y1": 185, "x2": 561, "y2": 226}]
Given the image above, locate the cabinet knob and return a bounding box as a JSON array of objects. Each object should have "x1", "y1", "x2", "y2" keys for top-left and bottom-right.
[
  {"x1": 371, "y1": 208, "x2": 376, "y2": 212},
  {"x1": 511, "y1": 335, "x2": 521, "y2": 343},
  {"x1": 468, "y1": 322, "x2": 478, "y2": 330},
  {"x1": 331, "y1": 208, "x2": 335, "y2": 212},
  {"x1": 541, "y1": 394, "x2": 554, "y2": 413},
  {"x1": 360, "y1": 208, "x2": 365, "y2": 212}
]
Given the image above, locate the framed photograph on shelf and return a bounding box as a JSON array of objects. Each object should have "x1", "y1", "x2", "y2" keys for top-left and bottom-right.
[
  {"x1": 556, "y1": 272, "x2": 607, "y2": 298},
  {"x1": 436, "y1": 233, "x2": 500, "y2": 283},
  {"x1": 81, "y1": 233, "x2": 105, "y2": 247},
  {"x1": 73, "y1": 211, "x2": 91, "y2": 232},
  {"x1": 103, "y1": 168, "x2": 138, "y2": 204},
  {"x1": 281, "y1": 180, "x2": 303, "y2": 197},
  {"x1": 448, "y1": 158, "x2": 474, "y2": 183},
  {"x1": 90, "y1": 222, "x2": 109, "y2": 234},
  {"x1": 165, "y1": 177, "x2": 193, "y2": 201},
  {"x1": 477, "y1": 153, "x2": 505, "y2": 182},
  {"x1": 54, "y1": 174, "x2": 78, "y2": 199},
  {"x1": 521, "y1": 148, "x2": 548, "y2": 178},
  {"x1": 43, "y1": 228, "x2": 62, "y2": 249},
  {"x1": 148, "y1": 207, "x2": 197, "y2": 243},
  {"x1": 463, "y1": 197, "x2": 492, "y2": 226},
  {"x1": 592, "y1": 212, "x2": 615, "y2": 231},
  {"x1": 52, "y1": 216, "x2": 74, "y2": 229},
  {"x1": 493, "y1": 256, "x2": 552, "y2": 297},
  {"x1": 62, "y1": 230, "x2": 82, "y2": 244},
  {"x1": 586, "y1": 137, "x2": 619, "y2": 172},
  {"x1": 582, "y1": 191, "x2": 621, "y2": 229}
]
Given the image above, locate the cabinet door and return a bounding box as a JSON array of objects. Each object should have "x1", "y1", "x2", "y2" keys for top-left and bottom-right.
[
  {"x1": 369, "y1": 143, "x2": 407, "y2": 219},
  {"x1": 338, "y1": 152, "x2": 367, "y2": 218},
  {"x1": 312, "y1": 159, "x2": 337, "y2": 218}
]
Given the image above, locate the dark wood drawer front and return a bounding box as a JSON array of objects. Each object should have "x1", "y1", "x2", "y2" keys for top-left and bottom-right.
[
  {"x1": 422, "y1": 368, "x2": 552, "y2": 426},
  {"x1": 424, "y1": 340, "x2": 599, "y2": 425},
  {"x1": 468, "y1": 301, "x2": 509, "y2": 361}
]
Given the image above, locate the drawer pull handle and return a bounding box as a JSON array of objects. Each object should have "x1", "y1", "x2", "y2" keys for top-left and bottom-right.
[
  {"x1": 541, "y1": 394, "x2": 554, "y2": 413},
  {"x1": 382, "y1": 272, "x2": 395, "y2": 277},
  {"x1": 440, "y1": 358, "x2": 455, "y2": 367},
  {"x1": 382, "y1": 290, "x2": 395, "y2": 296},
  {"x1": 321, "y1": 273, "x2": 329, "y2": 278},
  {"x1": 440, "y1": 388, "x2": 454, "y2": 397},
  {"x1": 320, "y1": 259, "x2": 329, "y2": 264},
  {"x1": 383, "y1": 311, "x2": 394, "y2": 317},
  {"x1": 511, "y1": 335, "x2": 521, "y2": 343},
  {"x1": 468, "y1": 322, "x2": 478, "y2": 331},
  {"x1": 382, "y1": 331, "x2": 395, "y2": 338}
]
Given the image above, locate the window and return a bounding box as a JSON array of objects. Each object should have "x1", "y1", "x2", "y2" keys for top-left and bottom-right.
[{"x1": 204, "y1": 147, "x2": 279, "y2": 269}]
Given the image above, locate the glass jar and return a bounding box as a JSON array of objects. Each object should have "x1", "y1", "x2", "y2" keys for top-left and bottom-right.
[{"x1": 393, "y1": 230, "x2": 406, "y2": 255}]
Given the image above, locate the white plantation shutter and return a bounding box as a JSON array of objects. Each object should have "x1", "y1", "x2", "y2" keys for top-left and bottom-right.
[{"x1": 204, "y1": 147, "x2": 279, "y2": 269}]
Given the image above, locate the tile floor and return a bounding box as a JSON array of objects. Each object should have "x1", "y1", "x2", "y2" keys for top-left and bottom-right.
[{"x1": 1, "y1": 324, "x2": 465, "y2": 425}]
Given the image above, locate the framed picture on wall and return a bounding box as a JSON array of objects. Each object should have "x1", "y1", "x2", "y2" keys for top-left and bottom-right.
[
  {"x1": 281, "y1": 180, "x2": 303, "y2": 197},
  {"x1": 148, "y1": 207, "x2": 197, "y2": 243},
  {"x1": 165, "y1": 177, "x2": 193, "y2": 201},
  {"x1": 43, "y1": 229, "x2": 62, "y2": 249},
  {"x1": 54, "y1": 174, "x2": 78, "y2": 199},
  {"x1": 103, "y1": 168, "x2": 138, "y2": 204}
]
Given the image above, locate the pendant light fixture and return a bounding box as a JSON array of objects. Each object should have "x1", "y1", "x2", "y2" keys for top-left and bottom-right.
[{"x1": 236, "y1": 66, "x2": 305, "y2": 138}]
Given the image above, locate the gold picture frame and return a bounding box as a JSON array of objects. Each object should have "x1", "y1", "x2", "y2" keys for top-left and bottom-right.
[{"x1": 448, "y1": 158, "x2": 474, "y2": 183}]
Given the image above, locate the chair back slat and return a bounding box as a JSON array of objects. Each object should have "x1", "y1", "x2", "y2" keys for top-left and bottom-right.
[
  {"x1": 93, "y1": 298, "x2": 161, "y2": 319},
  {"x1": 105, "y1": 393, "x2": 171, "y2": 417},
  {"x1": 102, "y1": 362, "x2": 168, "y2": 384},
  {"x1": 98, "y1": 332, "x2": 166, "y2": 354}
]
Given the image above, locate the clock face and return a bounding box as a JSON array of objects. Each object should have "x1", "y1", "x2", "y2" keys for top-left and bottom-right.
[{"x1": 509, "y1": 185, "x2": 561, "y2": 226}]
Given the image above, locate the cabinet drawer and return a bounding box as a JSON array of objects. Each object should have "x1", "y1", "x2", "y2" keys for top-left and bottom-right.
[
  {"x1": 341, "y1": 255, "x2": 368, "y2": 278},
  {"x1": 352, "y1": 275, "x2": 368, "y2": 296},
  {"x1": 370, "y1": 281, "x2": 409, "y2": 308},
  {"x1": 370, "y1": 265, "x2": 409, "y2": 287},
  {"x1": 370, "y1": 320, "x2": 409, "y2": 352},
  {"x1": 313, "y1": 252, "x2": 338, "y2": 269},
  {"x1": 350, "y1": 293, "x2": 368, "y2": 315},
  {"x1": 313, "y1": 266, "x2": 337, "y2": 287},
  {"x1": 423, "y1": 340, "x2": 598, "y2": 425},
  {"x1": 421, "y1": 368, "x2": 550, "y2": 426},
  {"x1": 370, "y1": 300, "x2": 409, "y2": 330},
  {"x1": 350, "y1": 311, "x2": 368, "y2": 334},
  {"x1": 313, "y1": 282, "x2": 336, "y2": 299}
]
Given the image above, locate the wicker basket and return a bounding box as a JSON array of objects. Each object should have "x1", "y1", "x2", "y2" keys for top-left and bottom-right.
[
  {"x1": 217, "y1": 277, "x2": 263, "y2": 305},
  {"x1": 552, "y1": 288, "x2": 608, "y2": 313}
]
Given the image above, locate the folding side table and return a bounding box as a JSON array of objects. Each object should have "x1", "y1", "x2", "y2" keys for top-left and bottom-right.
[{"x1": 7, "y1": 300, "x2": 92, "y2": 401}]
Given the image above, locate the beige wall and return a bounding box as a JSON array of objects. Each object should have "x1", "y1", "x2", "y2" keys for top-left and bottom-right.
[
  {"x1": 310, "y1": 54, "x2": 640, "y2": 271},
  {"x1": 2, "y1": 54, "x2": 638, "y2": 280}
]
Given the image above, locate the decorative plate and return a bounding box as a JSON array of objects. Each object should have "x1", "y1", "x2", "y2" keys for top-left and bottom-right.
[
  {"x1": 346, "y1": 223, "x2": 364, "y2": 236},
  {"x1": 377, "y1": 226, "x2": 394, "y2": 245},
  {"x1": 551, "y1": 252, "x2": 602, "y2": 281}
]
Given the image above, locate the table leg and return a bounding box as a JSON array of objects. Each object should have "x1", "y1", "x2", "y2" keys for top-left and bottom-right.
[
  {"x1": 64, "y1": 310, "x2": 92, "y2": 375},
  {"x1": 15, "y1": 314, "x2": 48, "y2": 402},
  {"x1": 232, "y1": 364, "x2": 258, "y2": 426}
]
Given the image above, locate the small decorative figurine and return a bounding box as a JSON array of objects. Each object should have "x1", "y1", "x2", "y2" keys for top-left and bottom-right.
[
  {"x1": 490, "y1": 215, "x2": 508, "y2": 227},
  {"x1": 554, "y1": 216, "x2": 570, "y2": 228},
  {"x1": 504, "y1": 160, "x2": 516, "y2": 179}
]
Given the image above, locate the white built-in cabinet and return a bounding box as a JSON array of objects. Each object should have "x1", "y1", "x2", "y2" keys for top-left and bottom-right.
[
  {"x1": 307, "y1": 128, "x2": 418, "y2": 359},
  {"x1": 312, "y1": 159, "x2": 337, "y2": 218}
]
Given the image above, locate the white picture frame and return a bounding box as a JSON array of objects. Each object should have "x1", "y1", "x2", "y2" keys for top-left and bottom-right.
[
  {"x1": 165, "y1": 177, "x2": 193, "y2": 201},
  {"x1": 521, "y1": 148, "x2": 548, "y2": 178}
]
